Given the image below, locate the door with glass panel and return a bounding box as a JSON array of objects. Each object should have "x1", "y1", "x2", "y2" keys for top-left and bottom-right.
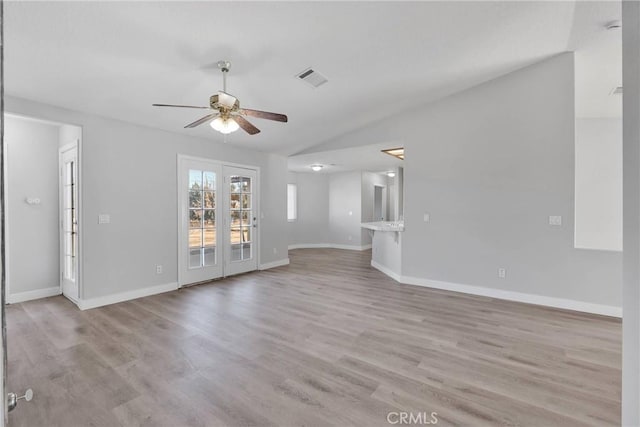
[
  {"x1": 224, "y1": 166, "x2": 258, "y2": 276},
  {"x1": 178, "y1": 158, "x2": 223, "y2": 285},
  {"x1": 60, "y1": 143, "x2": 79, "y2": 301}
]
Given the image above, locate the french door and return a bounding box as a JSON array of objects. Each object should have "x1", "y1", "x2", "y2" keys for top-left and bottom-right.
[
  {"x1": 224, "y1": 166, "x2": 258, "y2": 276},
  {"x1": 59, "y1": 143, "x2": 79, "y2": 301},
  {"x1": 178, "y1": 157, "x2": 258, "y2": 286}
]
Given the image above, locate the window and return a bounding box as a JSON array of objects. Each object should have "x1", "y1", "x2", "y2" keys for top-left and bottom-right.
[{"x1": 287, "y1": 183, "x2": 297, "y2": 222}]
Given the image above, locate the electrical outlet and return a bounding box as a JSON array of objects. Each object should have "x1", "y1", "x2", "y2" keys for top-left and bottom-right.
[
  {"x1": 273, "y1": 247, "x2": 278, "y2": 254},
  {"x1": 98, "y1": 214, "x2": 110, "y2": 224},
  {"x1": 348, "y1": 235, "x2": 352, "y2": 241},
  {"x1": 156, "y1": 265, "x2": 163, "y2": 274},
  {"x1": 498, "y1": 268, "x2": 506, "y2": 279},
  {"x1": 549, "y1": 215, "x2": 562, "y2": 226}
]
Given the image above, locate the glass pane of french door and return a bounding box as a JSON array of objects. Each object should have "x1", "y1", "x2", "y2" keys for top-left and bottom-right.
[
  {"x1": 188, "y1": 169, "x2": 217, "y2": 268},
  {"x1": 62, "y1": 160, "x2": 76, "y2": 281},
  {"x1": 229, "y1": 175, "x2": 252, "y2": 262}
]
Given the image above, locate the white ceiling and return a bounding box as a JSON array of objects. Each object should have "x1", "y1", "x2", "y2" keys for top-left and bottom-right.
[
  {"x1": 288, "y1": 142, "x2": 404, "y2": 174},
  {"x1": 5, "y1": 1, "x2": 621, "y2": 158}
]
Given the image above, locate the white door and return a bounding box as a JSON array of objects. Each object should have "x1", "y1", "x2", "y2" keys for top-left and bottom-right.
[
  {"x1": 224, "y1": 166, "x2": 258, "y2": 276},
  {"x1": 59, "y1": 143, "x2": 79, "y2": 302},
  {"x1": 178, "y1": 158, "x2": 223, "y2": 286}
]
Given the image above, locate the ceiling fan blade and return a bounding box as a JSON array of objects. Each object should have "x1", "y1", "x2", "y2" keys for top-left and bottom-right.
[
  {"x1": 184, "y1": 113, "x2": 218, "y2": 129},
  {"x1": 240, "y1": 108, "x2": 288, "y2": 123},
  {"x1": 234, "y1": 116, "x2": 261, "y2": 135},
  {"x1": 152, "y1": 103, "x2": 210, "y2": 109},
  {"x1": 217, "y1": 91, "x2": 237, "y2": 109}
]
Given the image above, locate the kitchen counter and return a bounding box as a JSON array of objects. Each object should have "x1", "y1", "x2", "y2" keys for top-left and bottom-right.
[
  {"x1": 360, "y1": 221, "x2": 404, "y2": 232},
  {"x1": 361, "y1": 221, "x2": 403, "y2": 280}
]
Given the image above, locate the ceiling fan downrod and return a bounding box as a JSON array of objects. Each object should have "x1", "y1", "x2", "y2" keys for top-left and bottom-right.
[{"x1": 217, "y1": 60, "x2": 230, "y2": 92}]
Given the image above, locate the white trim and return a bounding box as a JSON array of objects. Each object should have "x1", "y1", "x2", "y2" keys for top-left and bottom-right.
[
  {"x1": 332, "y1": 244, "x2": 372, "y2": 251},
  {"x1": 8, "y1": 287, "x2": 61, "y2": 304},
  {"x1": 259, "y1": 258, "x2": 290, "y2": 270},
  {"x1": 288, "y1": 243, "x2": 331, "y2": 250},
  {"x1": 368, "y1": 261, "x2": 621, "y2": 318},
  {"x1": 400, "y1": 274, "x2": 621, "y2": 318},
  {"x1": 370, "y1": 260, "x2": 402, "y2": 282},
  {"x1": 288, "y1": 243, "x2": 372, "y2": 251},
  {"x1": 78, "y1": 282, "x2": 178, "y2": 311}
]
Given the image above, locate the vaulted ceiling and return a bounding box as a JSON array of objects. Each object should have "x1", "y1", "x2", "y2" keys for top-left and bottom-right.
[{"x1": 5, "y1": 1, "x2": 620, "y2": 156}]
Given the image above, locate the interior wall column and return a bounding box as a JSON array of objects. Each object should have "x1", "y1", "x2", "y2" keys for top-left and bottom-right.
[{"x1": 623, "y1": 1, "x2": 640, "y2": 425}]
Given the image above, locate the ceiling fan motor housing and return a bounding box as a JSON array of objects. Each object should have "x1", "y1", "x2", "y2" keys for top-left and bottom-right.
[{"x1": 209, "y1": 94, "x2": 240, "y2": 111}]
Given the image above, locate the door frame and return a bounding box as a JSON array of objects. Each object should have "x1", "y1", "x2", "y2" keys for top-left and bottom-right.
[
  {"x1": 2, "y1": 113, "x2": 84, "y2": 304},
  {"x1": 176, "y1": 154, "x2": 260, "y2": 286}
]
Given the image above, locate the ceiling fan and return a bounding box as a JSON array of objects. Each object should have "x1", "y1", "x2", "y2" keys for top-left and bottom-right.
[{"x1": 152, "y1": 60, "x2": 288, "y2": 135}]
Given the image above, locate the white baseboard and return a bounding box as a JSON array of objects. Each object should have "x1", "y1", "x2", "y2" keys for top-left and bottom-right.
[
  {"x1": 333, "y1": 244, "x2": 372, "y2": 251},
  {"x1": 259, "y1": 258, "x2": 290, "y2": 270},
  {"x1": 369, "y1": 262, "x2": 621, "y2": 318},
  {"x1": 401, "y1": 275, "x2": 622, "y2": 318},
  {"x1": 288, "y1": 243, "x2": 331, "y2": 250},
  {"x1": 371, "y1": 260, "x2": 402, "y2": 282},
  {"x1": 78, "y1": 282, "x2": 178, "y2": 311},
  {"x1": 8, "y1": 286, "x2": 61, "y2": 304},
  {"x1": 289, "y1": 243, "x2": 372, "y2": 251}
]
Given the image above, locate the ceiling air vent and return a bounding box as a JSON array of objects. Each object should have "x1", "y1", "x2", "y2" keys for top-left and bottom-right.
[
  {"x1": 296, "y1": 67, "x2": 328, "y2": 88},
  {"x1": 610, "y1": 86, "x2": 623, "y2": 95}
]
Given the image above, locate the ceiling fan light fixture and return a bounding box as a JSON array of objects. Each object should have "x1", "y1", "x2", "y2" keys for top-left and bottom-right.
[
  {"x1": 210, "y1": 117, "x2": 240, "y2": 134},
  {"x1": 311, "y1": 164, "x2": 323, "y2": 172}
]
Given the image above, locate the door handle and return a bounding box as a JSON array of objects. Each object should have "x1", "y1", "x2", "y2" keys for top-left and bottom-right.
[{"x1": 7, "y1": 388, "x2": 33, "y2": 412}]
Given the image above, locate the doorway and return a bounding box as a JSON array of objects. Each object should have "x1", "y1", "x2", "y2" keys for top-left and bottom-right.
[
  {"x1": 373, "y1": 185, "x2": 387, "y2": 221},
  {"x1": 3, "y1": 114, "x2": 82, "y2": 305},
  {"x1": 177, "y1": 156, "x2": 259, "y2": 286}
]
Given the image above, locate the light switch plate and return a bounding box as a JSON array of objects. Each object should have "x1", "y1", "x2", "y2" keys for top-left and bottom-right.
[
  {"x1": 424, "y1": 213, "x2": 430, "y2": 222},
  {"x1": 98, "y1": 214, "x2": 111, "y2": 224},
  {"x1": 549, "y1": 215, "x2": 562, "y2": 226}
]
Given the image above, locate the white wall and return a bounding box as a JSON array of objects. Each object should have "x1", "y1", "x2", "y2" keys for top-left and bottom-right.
[
  {"x1": 575, "y1": 118, "x2": 622, "y2": 251},
  {"x1": 5, "y1": 96, "x2": 289, "y2": 301},
  {"x1": 5, "y1": 115, "x2": 60, "y2": 297},
  {"x1": 329, "y1": 171, "x2": 364, "y2": 248},
  {"x1": 287, "y1": 172, "x2": 330, "y2": 246},
  {"x1": 305, "y1": 53, "x2": 622, "y2": 311}
]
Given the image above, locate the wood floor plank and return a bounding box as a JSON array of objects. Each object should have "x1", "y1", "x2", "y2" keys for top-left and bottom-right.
[{"x1": 6, "y1": 248, "x2": 621, "y2": 426}]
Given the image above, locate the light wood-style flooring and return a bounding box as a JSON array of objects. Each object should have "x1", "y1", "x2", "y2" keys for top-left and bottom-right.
[{"x1": 7, "y1": 249, "x2": 621, "y2": 426}]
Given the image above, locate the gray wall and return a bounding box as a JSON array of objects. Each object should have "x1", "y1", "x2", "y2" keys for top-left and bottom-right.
[
  {"x1": 403, "y1": 53, "x2": 622, "y2": 306},
  {"x1": 5, "y1": 115, "x2": 60, "y2": 295},
  {"x1": 329, "y1": 171, "x2": 364, "y2": 247},
  {"x1": 622, "y1": 2, "x2": 640, "y2": 423},
  {"x1": 287, "y1": 172, "x2": 330, "y2": 246},
  {"x1": 5, "y1": 96, "x2": 289, "y2": 300},
  {"x1": 303, "y1": 53, "x2": 621, "y2": 308},
  {"x1": 59, "y1": 123, "x2": 82, "y2": 147}
]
